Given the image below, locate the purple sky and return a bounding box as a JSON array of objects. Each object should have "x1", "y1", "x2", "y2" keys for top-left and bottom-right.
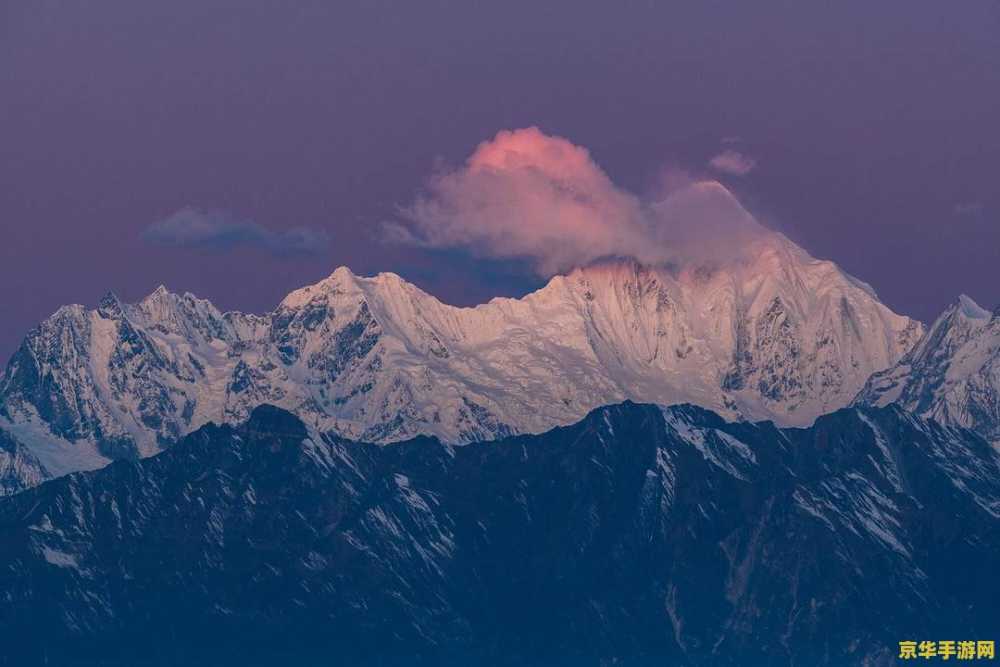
[{"x1": 2, "y1": 0, "x2": 998, "y2": 364}]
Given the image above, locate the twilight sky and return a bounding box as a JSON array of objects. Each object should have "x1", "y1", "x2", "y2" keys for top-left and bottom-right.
[{"x1": 1, "y1": 0, "x2": 998, "y2": 364}]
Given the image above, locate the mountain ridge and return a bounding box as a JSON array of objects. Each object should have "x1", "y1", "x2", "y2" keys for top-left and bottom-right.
[
  {"x1": 1, "y1": 400, "x2": 997, "y2": 665},
  {"x1": 0, "y1": 230, "x2": 921, "y2": 486},
  {"x1": 0, "y1": 230, "x2": 924, "y2": 489}
]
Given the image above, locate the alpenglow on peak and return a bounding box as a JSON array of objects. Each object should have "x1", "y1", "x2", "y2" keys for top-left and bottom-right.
[{"x1": 0, "y1": 230, "x2": 923, "y2": 489}]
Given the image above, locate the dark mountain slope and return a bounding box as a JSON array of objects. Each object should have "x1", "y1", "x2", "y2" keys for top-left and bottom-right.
[{"x1": 0, "y1": 402, "x2": 997, "y2": 666}]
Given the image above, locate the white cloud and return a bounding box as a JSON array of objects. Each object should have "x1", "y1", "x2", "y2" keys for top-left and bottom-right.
[{"x1": 708, "y1": 150, "x2": 757, "y2": 176}]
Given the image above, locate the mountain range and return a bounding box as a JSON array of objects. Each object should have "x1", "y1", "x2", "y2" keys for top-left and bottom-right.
[
  {"x1": 1, "y1": 188, "x2": 998, "y2": 501},
  {"x1": 2, "y1": 210, "x2": 938, "y2": 492},
  {"x1": 2, "y1": 182, "x2": 1000, "y2": 665},
  {"x1": 1, "y1": 401, "x2": 997, "y2": 665}
]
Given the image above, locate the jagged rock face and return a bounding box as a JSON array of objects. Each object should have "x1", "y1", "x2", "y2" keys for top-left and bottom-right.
[
  {"x1": 0, "y1": 403, "x2": 997, "y2": 666},
  {"x1": 0, "y1": 428, "x2": 48, "y2": 496},
  {"x1": 856, "y1": 295, "x2": 1000, "y2": 445},
  {"x1": 0, "y1": 292, "x2": 240, "y2": 462},
  {"x1": 0, "y1": 233, "x2": 921, "y2": 486}
]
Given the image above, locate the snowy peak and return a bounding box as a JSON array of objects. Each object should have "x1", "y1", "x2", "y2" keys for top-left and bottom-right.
[
  {"x1": 551, "y1": 238, "x2": 922, "y2": 422},
  {"x1": 130, "y1": 285, "x2": 233, "y2": 344},
  {"x1": 277, "y1": 265, "x2": 360, "y2": 309},
  {"x1": 856, "y1": 296, "x2": 1000, "y2": 444},
  {"x1": 142, "y1": 284, "x2": 171, "y2": 302},
  {"x1": 0, "y1": 233, "x2": 923, "y2": 488},
  {"x1": 957, "y1": 293, "x2": 991, "y2": 320},
  {"x1": 902, "y1": 294, "x2": 994, "y2": 368}
]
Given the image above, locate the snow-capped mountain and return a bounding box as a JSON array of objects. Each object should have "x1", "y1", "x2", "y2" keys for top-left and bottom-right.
[
  {"x1": 1, "y1": 402, "x2": 997, "y2": 665},
  {"x1": 856, "y1": 294, "x2": 1000, "y2": 445},
  {"x1": 0, "y1": 214, "x2": 922, "y2": 487}
]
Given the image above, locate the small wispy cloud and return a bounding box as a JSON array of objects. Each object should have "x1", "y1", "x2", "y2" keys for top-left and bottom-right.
[
  {"x1": 142, "y1": 208, "x2": 329, "y2": 256},
  {"x1": 708, "y1": 150, "x2": 757, "y2": 176},
  {"x1": 954, "y1": 201, "x2": 984, "y2": 217}
]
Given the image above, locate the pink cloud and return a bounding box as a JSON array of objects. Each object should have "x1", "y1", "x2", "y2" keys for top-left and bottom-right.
[
  {"x1": 394, "y1": 127, "x2": 646, "y2": 275},
  {"x1": 391, "y1": 127, "x2": 771, "y2": 276}
]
